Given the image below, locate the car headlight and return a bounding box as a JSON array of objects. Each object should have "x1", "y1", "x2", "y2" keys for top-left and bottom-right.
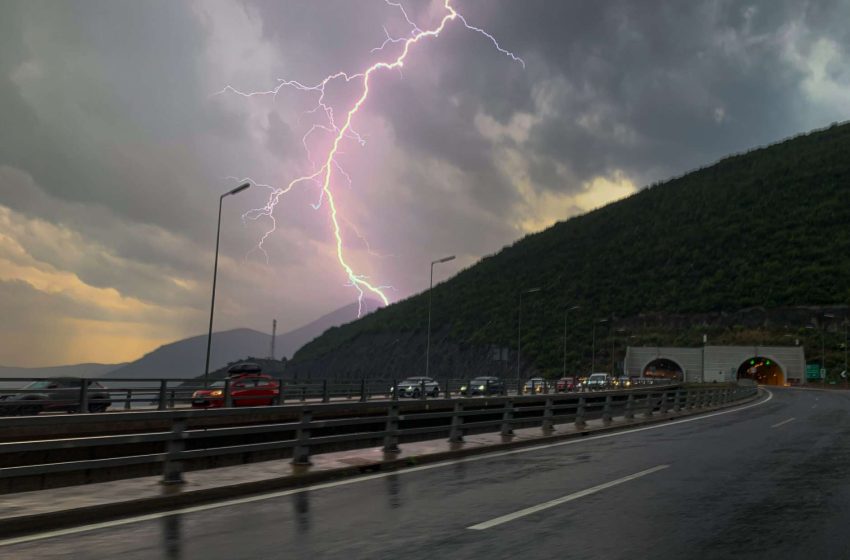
[
  {"x1": 460, "y1": 386, "x2": 467, "y2": 391},
  {"x1": 478, "y1": 385, "x2": 486, "y2": 390},
  {"x1": 210, "y1": 390, "x2": 223, "y2": 397}
]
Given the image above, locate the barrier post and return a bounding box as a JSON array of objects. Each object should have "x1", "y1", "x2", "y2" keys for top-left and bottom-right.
[
  {"x1": 292, "y1": 409, "x2": 313, "y2": 465},
  {"x1": 625, "y1": 392, "x2": 636, "y2": 420},
  {"x1": 162, "y1": 417, "x2": 186, "y2": 485},
  {"x1": 224, "y1": 378, "x2": 233, "y2": 408},
  {"x1": 602, "y1": 395, "x2": 612, "y2": 424},
  {"x1": 157, "y1": 380, "x2": 167, "y2": 411},
  {"x1": 501, "y1": 399, "x2": 514, "y2": 437},
  {"x1": 448, "y1": 401, "x2": 464, "y2": 443},
  {"x1": 383, "y1": 402, "x2": 400, "y2": 453},
  {"x1": 575, "y1": 396, "x2": 587, "y2": 427}
]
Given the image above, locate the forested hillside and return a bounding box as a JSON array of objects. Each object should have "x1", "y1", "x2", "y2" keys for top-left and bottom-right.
[{"x1": 290, "y1": 123, "x2": 850, "y2": 380}]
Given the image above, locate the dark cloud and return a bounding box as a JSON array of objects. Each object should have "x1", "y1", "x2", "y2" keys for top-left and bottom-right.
[{"x1": 0, "y1": 0, "x2": 848, "y2": 365}]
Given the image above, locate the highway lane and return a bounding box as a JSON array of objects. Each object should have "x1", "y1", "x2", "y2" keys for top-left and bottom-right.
[{"x1": 5, "y1": 387, "x2": 850, "y2": 559}]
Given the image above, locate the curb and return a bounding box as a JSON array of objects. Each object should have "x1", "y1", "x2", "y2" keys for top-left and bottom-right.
[{"x1": 0, "y1": 390, "x2": 762, "y2": 539}]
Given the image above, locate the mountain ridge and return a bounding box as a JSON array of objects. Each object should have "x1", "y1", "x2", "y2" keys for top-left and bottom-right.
[{"x1": 288, "y1": 122, "x2": 850, "y2": 380}]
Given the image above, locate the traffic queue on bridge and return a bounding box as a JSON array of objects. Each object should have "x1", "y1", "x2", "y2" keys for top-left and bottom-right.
[{"x1": 0, "y1": 360, "x2": 670, "y2": 416}]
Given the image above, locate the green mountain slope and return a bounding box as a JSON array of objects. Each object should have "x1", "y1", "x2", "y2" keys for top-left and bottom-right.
[{"x1": 291, "y1": 122, "x2": 850, "y2": 380}]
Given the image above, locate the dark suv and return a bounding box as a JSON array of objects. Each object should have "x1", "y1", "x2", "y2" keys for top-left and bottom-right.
[
  {"x1": 460, "y1": 376, "x2": 506, "y2": 396},
  {"x1": 0, "y1": 378, "x2": 112, "y2": 415}
]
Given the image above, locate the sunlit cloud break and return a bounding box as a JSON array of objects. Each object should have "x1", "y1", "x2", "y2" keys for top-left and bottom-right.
[{"x1": 218, "y1": 0, "x2": 524, "y2": 315}]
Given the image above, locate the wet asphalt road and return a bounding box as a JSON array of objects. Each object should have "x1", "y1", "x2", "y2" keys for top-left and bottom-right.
[{"x1": 5, "y1": 387, "x2": 850, "y2": 560}]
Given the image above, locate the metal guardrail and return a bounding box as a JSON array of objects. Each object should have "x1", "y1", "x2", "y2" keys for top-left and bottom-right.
[
  {"x1": 0, "y1": 384, "x2": 755, "y2": 490},
  {"x1": 0, "y1": 376, "x2": 676, "y2": 415}
]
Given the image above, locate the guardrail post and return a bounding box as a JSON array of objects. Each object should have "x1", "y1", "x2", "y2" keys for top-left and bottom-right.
[
  {"x1": 125, "y1": 389, "x2": 133, "y2": 410},
  {"x1": 575, "y1": 396, "x2": 587, "y2": 427},
  {"x1": 625, "y1": 393, "x2": 635, "y2": 420},
  {"x1": 659, "y1": 390, "x2": 670, "y2": 414},
  {"x1": 78, "y1": 379, "x2": 89, "y2": 413},
  {"x1": 392, "y1": 379, "x2": 398, "y2": 401},
  {"x1": 517, "y1": 379, "x2": 523, "y2": 396},
  {"x1": 643, "y1": 393, "x2": 654, "y2": 417},
  {"x1": 292, "y1": 409, "x2": 313, "y2": 465},
  {"x1": 224, "y1": 378, "x2": 233, "y2": 408},
  {"x1": 169, "y1": 389, "x2": 176, "y2": 409},
  {"x1": 360, "y1": 378, "x2": 368, "y2": 402},
  {"x1": 673, "y1": 389, "x2": 683, "y2": 412},
  {"x1": 542, "y1": 397, "x2": 555, "y2": 432},
  {"x1": 322, "y1": 380, "x2": 330, "y2": 403},
  {"x1": 277, "y1": 378, "x2": 285, "y2": 405},
  {"x1": 501, "y1": 399, "x2": 514, "y2": 437},
  {"x1": 300, "y1": 386, "x2": 307, "y2": 402},
  {"x1": 158, "y1": 380, "x2": 167, "y2": 411},
  {"x1": 419, "y1": 379, "x2": 427, "y2": 401},
  {"x1": 162, "y1": 417, "x2": 186, "y2": 485},
  {"x1": 383, "y1": 402, "x2": 400, "y2": 453},
  {"x1": 448, "y1": 401, "x2": 464, "y2": 443},
  {"x1": 602, "y1": 395, "x2": 613, "y2": 424},
  {"x1": 444, "y1": 378, "x2": 451, "y2": 399}
]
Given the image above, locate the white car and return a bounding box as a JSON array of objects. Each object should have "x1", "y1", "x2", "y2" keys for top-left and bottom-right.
[{"x1": 586, "y1": 373, "x2": 612, "y2": 390}]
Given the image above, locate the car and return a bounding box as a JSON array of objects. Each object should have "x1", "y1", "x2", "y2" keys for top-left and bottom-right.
[
  {"x1": 389, "y1": 377, "x2": 441, "y2": 398},
  {"x1": 612, "y1": 376, "x2": 632, "y2": 388},
  {"x1": 460, "y1": 376, "x2": 506, "y2": 396},
  {"x1": 586, "y1": 373, "x2": 612, "y2": 390},
  {"x1": 0, "y1": 377, "x2": 112, "y2": 415},
  {"x1": 523, "y1": 377, "x2": 549, "y2": 394},
  {"x1": 556, "y1": 376, "x2": 577, "y2": 392},
  {"x1": 191, "y1": 372, "x2": 280, "y2": 408}
]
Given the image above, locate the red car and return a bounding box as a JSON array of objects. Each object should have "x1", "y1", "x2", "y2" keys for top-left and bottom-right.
[
  {"x1": 191, "y1": 374, "x2": 279, "y2": 408},
  {"x1": 556, "y1": 376, "x2": 577, "y2": 392}
]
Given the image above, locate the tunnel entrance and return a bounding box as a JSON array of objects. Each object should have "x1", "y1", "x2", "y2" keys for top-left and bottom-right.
[
  {"x1": 737, "y1": 357, "x2": 785, "y2": 386},
  {"x1": 643, "y1": 358, "x2": 684, "y2": 381}
]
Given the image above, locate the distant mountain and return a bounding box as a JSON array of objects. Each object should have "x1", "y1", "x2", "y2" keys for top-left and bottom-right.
[
  {"x1": 103, "y1": 299, "x2": 381, "y2": 379},
  {"x1": 0, "y1": 363, "x2": 124, "y2": 379}
]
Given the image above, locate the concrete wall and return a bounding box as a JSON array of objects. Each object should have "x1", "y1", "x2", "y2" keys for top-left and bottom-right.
[{"x1": 624, "y1": 345, "x2": 807, "y2": 384}]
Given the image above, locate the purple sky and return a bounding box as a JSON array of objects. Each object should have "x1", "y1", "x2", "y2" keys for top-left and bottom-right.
[{"x1": 0, "y1": 0, "x2": 848, "y2": 366}]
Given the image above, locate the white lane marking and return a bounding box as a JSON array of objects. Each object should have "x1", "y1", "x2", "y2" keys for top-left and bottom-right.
[
  {"x1": 467, "y1": 464, "x2": 670, "y2": 530},
  {"x1": 771, "y1": 417, "x2": 795, "y2": 428},
  {"x1": 0, "y1": 389, "x2": 773, "y2": 547}
]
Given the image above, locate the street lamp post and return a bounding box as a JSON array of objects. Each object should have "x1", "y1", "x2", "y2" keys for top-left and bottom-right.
[
  {"x1": 844, "y1": 315, "x2": 850, "y2": 386},
  {"x1": 203, "y1": 182, "x2": 250, "y2": 387},
  {"x1": 517, "y1": 288, "x2": 542, "y2": 379},
  {"x1": 562, "y1": 305, "x2": 580, "y2": 378},
  {"x1": 822, "y1": 313, "x2": 835, "y2": 386},
  {"x1": 591, "y1": 318, "x2": 609, "y2": 374},
  {"x1": 425, "y1": 255, "x2": 455, "y2": 379}
]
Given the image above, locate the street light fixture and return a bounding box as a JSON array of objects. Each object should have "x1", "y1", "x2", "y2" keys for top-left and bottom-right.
[
  {"x1": 425, "y1": 255, "x2": 456, "y2": 379},
  {"x1": 203, "y1": 182, "x2": 251, "y2": 387},
  {"x1": 517, "y1": 287, "x2": 542, "y2": 379},
  {"x1": 562, "y1": 305, "x2": 580, "y2": 378}
]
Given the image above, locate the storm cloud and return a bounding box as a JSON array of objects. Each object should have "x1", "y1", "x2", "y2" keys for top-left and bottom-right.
[{"x1": 0, "y1": 0, "x2": 847, "y2": 365}]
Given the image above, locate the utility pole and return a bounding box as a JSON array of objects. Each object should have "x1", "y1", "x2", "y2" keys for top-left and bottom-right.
[{"x1": 270, "y1": 319, "x2": 277, "y2": 360}]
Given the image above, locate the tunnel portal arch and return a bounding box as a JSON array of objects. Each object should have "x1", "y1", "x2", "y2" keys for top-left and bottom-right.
[
  {"x1": 736, "y1": 356, "x2": 786, "y2": 386},
  {"x1": 642, "y1": 358, "x2": 685, "y2": 381}
]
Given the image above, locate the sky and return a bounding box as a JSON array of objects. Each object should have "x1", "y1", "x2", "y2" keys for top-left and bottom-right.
[{"x1": 0, "y1": 0, "x2": 848, "y2": 367}]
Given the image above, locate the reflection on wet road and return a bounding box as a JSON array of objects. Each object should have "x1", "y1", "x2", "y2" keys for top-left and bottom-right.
[{"x1": 6, "y1": 388, "x2": 850, "y2": 559}]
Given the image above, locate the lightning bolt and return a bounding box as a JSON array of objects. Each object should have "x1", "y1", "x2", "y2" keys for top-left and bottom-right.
[{"x1": 220, "y1": 0, "x2": 523, "y2": 315}]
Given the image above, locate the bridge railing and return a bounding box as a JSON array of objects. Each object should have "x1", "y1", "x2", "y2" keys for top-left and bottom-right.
[
  {"x1": 0, "y1": 376, "x2": 678, "y2": 415},
  {"x1": 0, "y1": 383, "x2": 756, "y2": 492}
]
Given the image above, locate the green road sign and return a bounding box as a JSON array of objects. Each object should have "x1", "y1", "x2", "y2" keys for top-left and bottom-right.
[{"x1": 806, "y1": 364, "x2": 821, "y2": 380}]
